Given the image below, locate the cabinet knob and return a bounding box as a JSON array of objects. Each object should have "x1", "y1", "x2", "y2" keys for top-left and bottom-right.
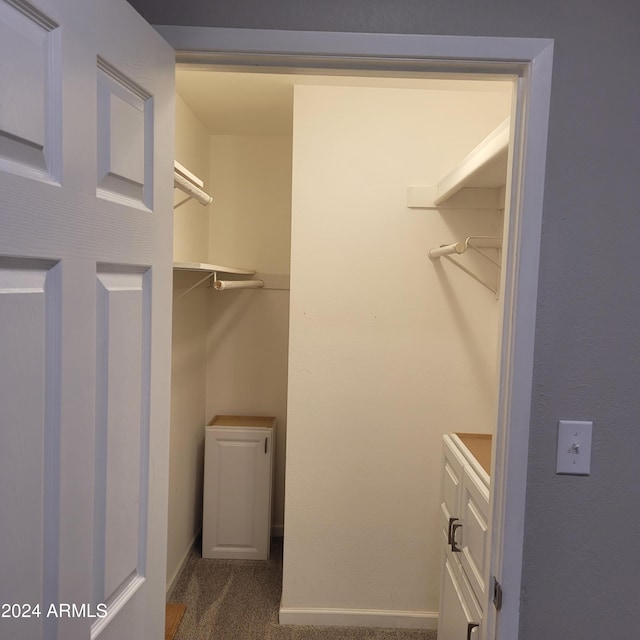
[
  {"x1": 466, "y1": 622, "x2": 479, "y2": 640},
  {"x1": 447, "y1": 517, "x2": 459, "y2": 546},
  {"x1": 450, "y1": 523, "x2": 462, "y2": 552}
]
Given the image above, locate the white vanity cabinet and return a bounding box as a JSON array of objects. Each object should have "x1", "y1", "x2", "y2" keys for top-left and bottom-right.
[
  {"x1": 202, "y1": 415, "x2": 275, "y2": 560},
  {"x1": 438, "y1": 433, "x2": 491, "y2": 640}
]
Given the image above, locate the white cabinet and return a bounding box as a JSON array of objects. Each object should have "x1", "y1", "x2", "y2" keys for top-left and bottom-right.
[
  {"x1": 202, "y1": 415, "x2": 275, "y2": 560},
  {"x1": 438, "y1": 433, "x2": 491, "y2": 640}
]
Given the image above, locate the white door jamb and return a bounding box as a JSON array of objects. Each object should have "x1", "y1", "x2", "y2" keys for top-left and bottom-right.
[{"x1": 157, "y1": 26, "x2": 554, "y2": 640}]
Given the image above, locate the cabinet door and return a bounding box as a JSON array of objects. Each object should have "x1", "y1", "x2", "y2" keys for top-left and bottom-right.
[
  {"x1": 459, "y1": 466, "x2": 490, "y2": 604},
  {"x1": 203, "y1": 427, "x2": 273, "y2": 559},
  {"x1": 440, "y1": 435, "x2": 466, "y2": 538},
  {"x1": 438, "y1": 549, "x2": 482, "y2": 640}
]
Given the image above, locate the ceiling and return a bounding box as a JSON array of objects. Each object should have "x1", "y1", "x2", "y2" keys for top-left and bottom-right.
[{"x1": 175, "y1": 67, "x2": 513, "y2": 137}]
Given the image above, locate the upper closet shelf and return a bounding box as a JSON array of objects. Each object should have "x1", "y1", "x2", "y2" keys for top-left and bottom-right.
[
  {"x1": 173, "y1": 262, "x2": 259, "y2": 301},
  {"x1": 407, "y1": 117, "x2": 510, "y2": 210},
  {"x1": 173, "y1": 261, "x2": 255, "y2": 276}
]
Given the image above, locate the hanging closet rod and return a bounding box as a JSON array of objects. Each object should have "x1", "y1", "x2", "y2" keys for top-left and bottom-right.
[
  {"x1": 174, "y1": 161, "x2": 213, "y2": 207},
  {"x1": 428, "y1": 236, "x2": 502, "y2": 295},
  {"x1": 174, "y1": 273, "x2": 265, "y2": 301},
  {"x1": 213, "y1": 279, "x2": 264, "y2": 291},
  {"x1": 428, "y1": 236, "x2": 501, "y2": 260},
  {"x1": 210, "y1": 272, "x2": 264, "y2": 291}
]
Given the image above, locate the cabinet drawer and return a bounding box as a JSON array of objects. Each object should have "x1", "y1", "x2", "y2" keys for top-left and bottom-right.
[{"x1": 458, "y1": 465, "x2": 490, "y2": 605}]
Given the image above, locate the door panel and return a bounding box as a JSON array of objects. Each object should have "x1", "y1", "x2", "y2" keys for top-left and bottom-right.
[
  {"x1": 96, "y1": 60, "x2": 152, "y2": 207},
  {"x1": 94, "y1": 268, "x2": 150, "y2": 604},
  {"x1": 218, "y1": 437, "x2": 263, "y2": 546},
  {"x1": 203, "y1": 427, "x2": 273, "y2": 560},
  {"x1": 0, "y1": 259, "x2": 59, "y2": 640},
  {"x1": 0, "y1": 1, "x2": 174, "y2": 639},
  {"x1": 0, "y1": 0, "x2": 60, "y2": 182}
]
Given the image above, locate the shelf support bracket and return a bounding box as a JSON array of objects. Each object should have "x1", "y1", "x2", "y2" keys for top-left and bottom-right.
[
  {"x1": 429, "y1": 236, "x2": 502, "y2": 297},
  {"x1": 174, "y1": 271, "x2": 215, "y2": 302}
]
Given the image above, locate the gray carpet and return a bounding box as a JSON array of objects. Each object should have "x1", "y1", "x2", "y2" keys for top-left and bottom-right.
[{"x1": 168, "y1": 539, "x2": 438, "y2": 640}]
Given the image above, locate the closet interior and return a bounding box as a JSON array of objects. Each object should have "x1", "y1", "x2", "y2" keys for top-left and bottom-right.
[{"x1": 168, "y1": 64, "x2": 513, "y2": 631}]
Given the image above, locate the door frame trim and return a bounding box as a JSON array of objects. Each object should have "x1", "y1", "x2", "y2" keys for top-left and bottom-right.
[{"x1": 158, "y1": 26, "x2": 554, "y2": 640}]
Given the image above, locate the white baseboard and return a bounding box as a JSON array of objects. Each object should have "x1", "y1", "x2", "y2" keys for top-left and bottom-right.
[
  {"x1": 166, "y1": 529, "x2": 201, "y2": 600},
  {"x1": 278, "y1": 607, "x2": 438, "y2": 630}
]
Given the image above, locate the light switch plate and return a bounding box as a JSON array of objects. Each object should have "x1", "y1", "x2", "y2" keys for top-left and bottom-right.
[{"x1": 556, "y1": 420, "x2": 592, "y2": 475}]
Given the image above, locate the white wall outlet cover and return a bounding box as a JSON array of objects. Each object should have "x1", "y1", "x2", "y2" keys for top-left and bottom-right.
[{"x1": 556, "y1": 420, "x2": 593, "y2": 475}]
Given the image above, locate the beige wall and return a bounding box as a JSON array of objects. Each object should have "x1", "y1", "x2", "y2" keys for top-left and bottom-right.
[
  {"x1": 167, "y1": 94, "x2": 212, "y2": 589},
  {"x1": 173, "y1": 93, "x2": 211, "y2": 263},
  {"x1": 281, "y1": 84, "x2": 509, "y2": 615},
  {"x1": 208, "y1": 135, "x2": 292, "y2": 274},
  {"x1": 206, "y1": 135, "x2": 292, "y2": 533}
]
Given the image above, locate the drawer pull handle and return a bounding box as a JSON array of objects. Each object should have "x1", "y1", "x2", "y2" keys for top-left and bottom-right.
[
  {"x1": 466, "y1": 622, "x2": 479, "y2": 640},
  {"x1": 451, "y1": 523, "x2": 462, "y2": 552},
  {"x1": 447, "y1": 517, "x2": 459, "y2": 545}
]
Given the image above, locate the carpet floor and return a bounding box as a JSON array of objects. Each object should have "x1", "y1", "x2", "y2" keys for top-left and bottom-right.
[{"x1": 168, "y1": 539, "x2": 437, "y2": 640}]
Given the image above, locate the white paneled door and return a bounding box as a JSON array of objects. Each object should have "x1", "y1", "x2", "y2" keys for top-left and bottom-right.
[{"x1": 0, "y1": 1, "x2": 174, "y2": 639}]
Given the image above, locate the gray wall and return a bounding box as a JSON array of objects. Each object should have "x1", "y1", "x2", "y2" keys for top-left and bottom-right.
[{"x1": 130, "y1": 1, "x2": 640, "y2": 637}]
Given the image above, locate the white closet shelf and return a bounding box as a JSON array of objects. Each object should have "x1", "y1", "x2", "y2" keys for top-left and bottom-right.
[
  {"x1": 173, "y1": 261, "x2": 255, "y2": 276},
  {"x1": 173, "y1": 262, "x2": 257, "y2": 301},
  {"x1": 407, "y1": 117, "x2": 510, "y2": 210},
  {"x1": 434, "y1": 117, "x2": 510, "y2": 205}
]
